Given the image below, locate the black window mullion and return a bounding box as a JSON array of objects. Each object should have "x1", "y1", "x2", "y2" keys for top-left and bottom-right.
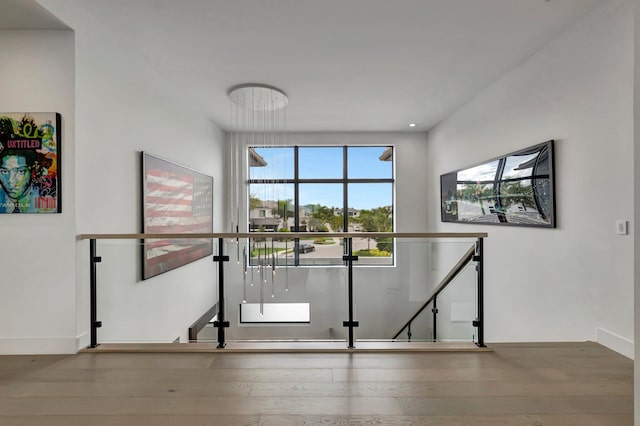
[
  {"x1": 294, "y1": 146, "x2": 300, "y2": 265},
  {"x1": 343, "y1": 145, "x2": 348, "y2": 235}
]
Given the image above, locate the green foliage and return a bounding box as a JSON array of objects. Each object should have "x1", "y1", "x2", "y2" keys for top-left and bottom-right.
[
  {"x1": 457, "y1": 184, "x2": 493, "y2": 215},
  {"x1": 308, "y1": 217, "x2": 324, "y2": 231},
  {"x1": 375, "y1": 237, "x2": 393, "y2": 253},
  {"x1": 358, "y1": 206, "x2": 393, "y2": 232},
  {"x1": 310, "y1": 205, "x2": 335, "y2": 224},
  {"x1": 354, "y1": 248, "x2": 391, "y2": 257},
  {"x1": 500, "y1": 181, "x2": 534, "y2": 210},
  {"x1": 272, "y1": 199, "x2": 294, "y2": 220},
  {"x1": 251, "y1": 247, "x2": 288, "y2": 257},
  {"x1": 313, "y1": 237, "x2": 335, "y2": 245},
  {"x1": 249, "y1": 196, "x2": 262, "y2": 210},
  {"x1": 252, "y1": 225, "x2": 267, "y2": 242},
  {"x1": 272, "y1": 227, "x2": 291, "y2": 242},
  {"x1": 329, "y1": 214, "x2": 343, "y2": 232}
]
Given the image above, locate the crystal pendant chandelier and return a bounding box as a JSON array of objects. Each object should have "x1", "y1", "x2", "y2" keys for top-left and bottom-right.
[
  {"x1": 227, "y1": 84, "x2": 289, "y2": 311},
  {"x1": 227, "y1": 83, "x2": 288, "y2": 235}
]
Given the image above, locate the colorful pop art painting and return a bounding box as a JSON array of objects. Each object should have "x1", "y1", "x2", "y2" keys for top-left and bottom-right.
[{"x1": 0, "y1": 113, "x2": 61, "y2": 214}]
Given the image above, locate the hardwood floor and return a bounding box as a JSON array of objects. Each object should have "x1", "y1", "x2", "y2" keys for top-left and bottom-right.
[{"x1": 0, "y1": 342, "x2": 632, "y2": 425}]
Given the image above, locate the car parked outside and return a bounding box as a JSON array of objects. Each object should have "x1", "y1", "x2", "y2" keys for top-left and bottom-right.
[{"x1": 298, "y1": 243, "x2": 315, "y2": 253}]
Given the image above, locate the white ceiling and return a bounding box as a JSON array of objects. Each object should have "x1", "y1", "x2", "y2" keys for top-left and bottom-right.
[
  {"x1": 0, "y1": 0, "x2": 68, "y2": 30},
  {"x1": 8, "y1": 0, "x2": 604, "y2": 132}
]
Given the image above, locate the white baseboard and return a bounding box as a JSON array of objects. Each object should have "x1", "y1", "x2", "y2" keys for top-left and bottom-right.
[
  {"x1": 0, "y1": 337, "x2": 80, "y2": 355},
  {"x1": 596, "y1": 327, "x2": 634, "y2": 359},
  {"x1": 76, "y1": 331, "x2": 90, "y2": 352}
]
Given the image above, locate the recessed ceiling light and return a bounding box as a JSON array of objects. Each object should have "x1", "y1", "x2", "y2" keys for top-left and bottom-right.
[{"x1": 409, "y1": 123, "x2": 416, "y2": 128}]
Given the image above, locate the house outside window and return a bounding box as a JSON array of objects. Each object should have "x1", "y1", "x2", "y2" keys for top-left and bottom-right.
[{"x1": 248, "y1": 145, "x2": 394, "y2": 266}]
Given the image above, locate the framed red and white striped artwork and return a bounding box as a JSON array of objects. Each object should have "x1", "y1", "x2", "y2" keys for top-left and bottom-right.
[{"x1": 141, "y1": 152, "x2": 213, "y2": 280}]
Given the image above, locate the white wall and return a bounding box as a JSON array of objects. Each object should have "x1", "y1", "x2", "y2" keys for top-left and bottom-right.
[
  {"x1": 0, "y1": 30, "x2": 76, "y2": 354},
  {"x1": 427, "y1": 0, "x2": 634, "y2": 357},
  {"x1": 633, "y1": 0, "x2": 640, "y2": 421},
  {"x1": 36, "y1": 1, "x2": 226, "y2": 347}
]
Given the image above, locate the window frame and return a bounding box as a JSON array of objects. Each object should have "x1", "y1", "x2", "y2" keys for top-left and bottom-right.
[{"x1": 247, "y1": 145, "x2": 395, "y2": 266}]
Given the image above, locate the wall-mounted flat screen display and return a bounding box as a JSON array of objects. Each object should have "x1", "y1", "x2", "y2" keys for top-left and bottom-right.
[{"x1": 441, "y1": 140, "x2": 555, "y2": 228}]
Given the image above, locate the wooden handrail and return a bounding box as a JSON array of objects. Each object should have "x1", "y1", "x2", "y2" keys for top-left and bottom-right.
[
  {"x1": 392, "y1": 243, "x2": 478, "y2": 340},
  {"x1": 77, "y1": 232, "x2": 487, "y2": 240}
]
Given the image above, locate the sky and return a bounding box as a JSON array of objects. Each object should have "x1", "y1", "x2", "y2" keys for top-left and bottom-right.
[
  {"x1": 250, "y1": 147, "x2": 392, "y2": 210},
  {"x1": 457, "y1": 152, "x2": 538, "y2": 182}
]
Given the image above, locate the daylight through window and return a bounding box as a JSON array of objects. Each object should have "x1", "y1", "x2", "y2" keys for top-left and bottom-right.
[{"x1": 248, "y1": 146, "x2": 394, "y2": 266}]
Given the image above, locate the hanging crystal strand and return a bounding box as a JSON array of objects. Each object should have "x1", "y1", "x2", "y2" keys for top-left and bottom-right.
[
  {"x1": 282, "y1": 97, "x2": 289, "y2": 293},
  {"x1": 258, "y1": 238, "x2": 262, "y2": 282},
  {"x1": 257, "y1": 234, "x2": 262, "y2": 280},
  {"x1": 285, "y1": 237, "x2": 289, "y2": 292},
  {"x1": 229, "y1": 95, "x2": 235, "y2": 237},
  {"x1": 250, "y1": 239, "x2": 255, "y2": 287},
  {"x1": 260, "y1": 257, "x2": 264, "y2": 316},
  {"x1": 237, "y1": 100, "x2": 242, "y2": 234},
  {"x1": 236, "y1": 197, "x2": 240, "y2": 263},
  {"x1": 236, "y1": 104, "x2": 241, "y2": 223},
  {"x1": 258, "y1": 230, "x2": 266, "y2": 315},
  {"x1": 233, "y1": 138, "x2": 237, "y2": 260},
  {"x1": 234, "y1": 140, "x2": 240, "y2": 263},
  {"x1": 232, "y1": 121, "x2": 236, "y2": 235},
  {"x1": 236, "y1": 103, "x2": 242, "y2": 263},
  {"x1": 271, "y1": 238, "x2": 276, "y2": 298},
  {"x1": 242, "y1": 245, "x2": 247, "y2": 303},
  {"x1": 230, "y1": 96, "x2": 241, "y2": 264},
  {"x1": 264, "y1": 239, "x2": 268, "y2": 283}
]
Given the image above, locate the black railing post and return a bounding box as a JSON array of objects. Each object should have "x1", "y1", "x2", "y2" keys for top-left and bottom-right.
[
  {"x1": 213, "y1": 238, "x2": 230, "y2": 348},
  {"x1": 342, "y1": 237, "x2": 359, "y2": 349},
  {"x1": 432, "y1": 296, "x2": 438, "y2": 342},
  {"x1": 89, "y1": 239, "x2": 102, "y2": 348},
  {"x1": 474, "y1": 237, "x2": 485, "y2": 347}
]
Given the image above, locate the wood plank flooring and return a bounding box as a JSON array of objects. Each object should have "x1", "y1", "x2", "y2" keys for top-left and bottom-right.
[{"x1": 0, "y1": 342, "x2": 632, "y2": 425}]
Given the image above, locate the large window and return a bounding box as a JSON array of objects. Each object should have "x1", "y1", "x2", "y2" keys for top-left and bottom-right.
[{"x1": 248, "y1": 146, "x2": 394, "y2": 266}]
